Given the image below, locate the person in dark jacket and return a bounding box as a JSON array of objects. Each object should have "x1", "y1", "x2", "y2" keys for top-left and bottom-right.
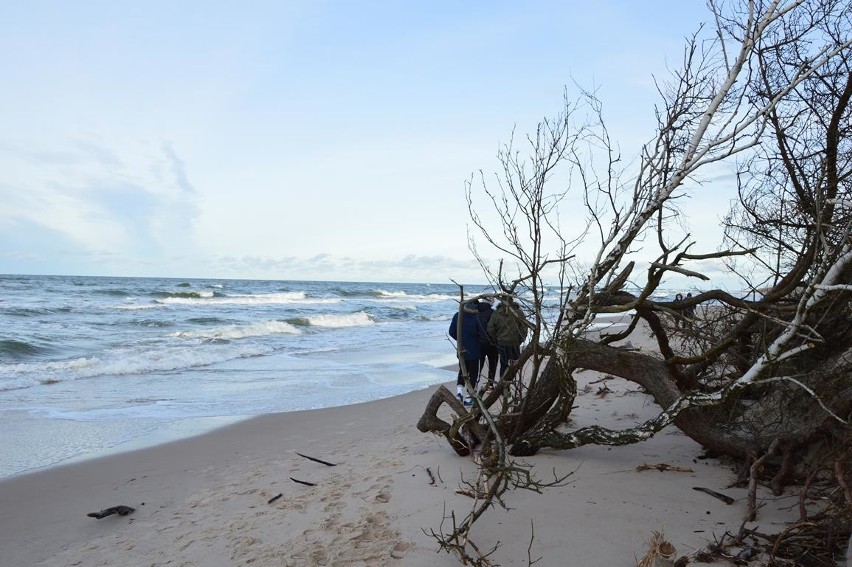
[
  {"x1": 476, "y1": 298, "x2": 499, "y2": 392},
  {"x1": 448, "y1": 302, "x2": 482, "y2": 405},
  {"x1": 487, "y1": 296, "x2": 528, "y2": 381},
  {"x1": 684, "y1": 292, "x2": 696, "y2": 320}
]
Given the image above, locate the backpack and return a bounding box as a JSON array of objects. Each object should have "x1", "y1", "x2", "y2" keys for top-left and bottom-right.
[
  {"x1": 505, "y1": 306, "x2": 528, "y2": 345},
  {"x1": 512, "y1": 314, "x2": 529, "y2": 345}
]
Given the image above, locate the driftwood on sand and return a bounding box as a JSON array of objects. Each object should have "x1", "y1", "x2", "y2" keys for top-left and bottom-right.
[
  {"x1": 86, "y1": 505, "x2": 135, "y2": 519},
  {"x1": 692, "y1": 486, "x2": 735, "y2": 505},
  {"x1": 296, "y1": 453, "x2": 337, "y2": 467},
  {"x1": 416, "y1": 385, "x2": 486, "y2": 456}
]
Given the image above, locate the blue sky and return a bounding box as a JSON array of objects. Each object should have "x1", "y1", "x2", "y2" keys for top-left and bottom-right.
[{"x1": 0, "y1": 1, "x2": 729, "y2": 285}]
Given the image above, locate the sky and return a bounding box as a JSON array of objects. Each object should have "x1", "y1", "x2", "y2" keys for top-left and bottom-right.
[{"x1": 0, "y1": 1, "x2": 734, "y2": 286}]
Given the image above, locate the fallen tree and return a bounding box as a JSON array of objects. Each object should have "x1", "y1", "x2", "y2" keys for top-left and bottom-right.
[{"x1": 418, "y1": 1, "x2": 852, "y2": 563}]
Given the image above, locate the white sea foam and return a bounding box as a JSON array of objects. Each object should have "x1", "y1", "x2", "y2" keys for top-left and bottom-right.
[
  {"x1": 306, "y1": 312, "x2": 374, "y2": 327},
  {"x1": 174, "y1": 320, "x2": 301, "y2": 340},
  {"x1": 0, "y1": 358, "x2": 97, "y2": 390},
  {"x1": 0, "y1": 343, "x2": 274, "y2": 391},
  {"x1": 170, "y1": 345, "x2": 279, "y2": 375},
  {"x1": 375, "y1": 290, "x2": 455, "y2": 302},
  {"x1": 375, "y1": 289, "x2": 409, "y2": 298},
  {"x1": 156, "y1": 291, "x2": 338, "y2": 306}
]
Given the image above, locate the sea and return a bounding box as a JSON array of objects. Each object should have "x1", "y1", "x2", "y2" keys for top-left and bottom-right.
[{"x1": 0, "y1": 275, "x2": 481, "y2": 479}]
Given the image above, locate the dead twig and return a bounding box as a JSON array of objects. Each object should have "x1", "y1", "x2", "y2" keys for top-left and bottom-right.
[
  {"x1": 693, "y1": 486, "x2": 735, "y2": 504},
  {"x1": 426, "y1": 467, "x2": 436, "y2": 485},
  {"x1": 747, "y1": 439, "x2": 779, "y2": 521},
  {"x1": 636, "y1": 463, "x2": 694, "y2": 473},
  {"x1": 296, "y1": 452, "x2": 337, "y2": 467}
]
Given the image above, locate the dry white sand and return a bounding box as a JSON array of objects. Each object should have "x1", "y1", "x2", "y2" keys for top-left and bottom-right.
[{"x1": 0, "y1": 347, "x2": 812, "y2": 566}]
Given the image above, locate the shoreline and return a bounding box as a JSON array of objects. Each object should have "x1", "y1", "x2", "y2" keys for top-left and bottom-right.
[
  {"x1": 3, "y1": 414, "x2": 253, "y2": 481},
  {"x1": 0, "y1": 276, "x2": 463, "y2": 482},
  {"x1": 0, "y1": 367, "x2": 457, "y2": 483},
  {"x1": 0, "y1": 370, "x2": 457, "y2": 481},
  {"x1": 0, "y1": 365, "x2": 814, "y2": 566},
  {"x1": 0, "y1": 383, "x2": 469, "y2": 566}
]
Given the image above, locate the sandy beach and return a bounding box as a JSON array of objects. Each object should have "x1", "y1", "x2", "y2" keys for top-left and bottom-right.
[{"x1": 0, "y1": 353, "x2": 819, "y2": 567}]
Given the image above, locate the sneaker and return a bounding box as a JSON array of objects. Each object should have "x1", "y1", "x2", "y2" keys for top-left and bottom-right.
[{"x1": 463, "y1": 396, "x2": 473, "y2": 408}]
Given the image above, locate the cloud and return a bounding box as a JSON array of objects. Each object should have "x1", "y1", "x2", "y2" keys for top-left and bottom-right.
[
  {"x1": 202, "y1": 253, "x2": 485, "y2": 284},
  {"x1": 161, "y1": 142, "x2": 197, "y2": 196},
  {"x1": 0, "y1": 1, "x2": 735, "y2": 284},
  {"x1": 0, "y1": 137, "x2": 202, "y2": 273}
]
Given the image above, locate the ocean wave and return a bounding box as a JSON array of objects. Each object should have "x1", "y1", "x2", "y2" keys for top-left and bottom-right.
[
  {"x1": 0, "y1": 342, "x2": 275, "y2": 392},
  {"x1": 112, "y1": 304, "x2": 160, "y2": 311},
  {"x1": 301, "y1": 312, "x2": 375, "y2": 328},
  {"x1": 375, "y1": 289, "x2": 412, "y2": 299},
  {"x1": 152, "y1": 290, "x2": 217, "y2": 300},
  {"x1": 330, "y1": 287, "x2": 455, "y2": 302},
  {"x1": 174, "y1": 320, "x2": 301, "y2": 340},
  {"x1": 131, "y1": 319, "x2": 174, "y2": 328},
  {"x1": 414, "y1": 314, "x2": 450, "y2": 322},
  {"x1": 186, "y1": 317, "x2": 230, "y2": 325},
  {"x1": 154, "y1": 291, "x2": 331, "y2": 306},
  {"x1": 374, "y1": 290, "x2": 456, "y2": 302},
  {"x1": 1, "y1": 306, "x2": 75, "y2": 316},
  {"x1": 333, "y1": 287, "x2": 380, "y2": 297},
  {"x1": 0, "y1": 339, "x2": 47, "y2": 358},
  {"x1": 94, "y1": 288, "x2": 133, "y2": 297}
]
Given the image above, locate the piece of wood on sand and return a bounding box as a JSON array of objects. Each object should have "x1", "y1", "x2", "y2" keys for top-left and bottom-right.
[
  {"x1": 296, "y1": 452, "x2": 337, "y2": 467},
  {"x1": 692, "y1": 486, "x2": 735, "y2": 504},
  {"x1": 86, "y1": 505, "x2": 136, "y2": 519}
]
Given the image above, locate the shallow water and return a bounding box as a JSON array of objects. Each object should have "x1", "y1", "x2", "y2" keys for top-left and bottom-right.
[
  {"x1": 0, "y1": 275, "x2": 469, "y2": 477},
  {"x1": 0, "y1": 274, "x2": 689, "y2": 478}
]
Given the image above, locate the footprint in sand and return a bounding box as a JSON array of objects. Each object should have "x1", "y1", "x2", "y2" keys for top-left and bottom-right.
[
  {"x1": 374, "y1": 486, "x2": 392, "y2": 503},
  {"x1": 310, "y1": 548, "x2": 329, "y2": 565},
  {"x1": 323, "y1": 500, "x2": 346, "y2": 512},
  {"x1": 390, "y1": 541, "x2": 411, "y2": 559},
  {"x1": 321, "y1": 514, "x2": 341, "y2": 531}
]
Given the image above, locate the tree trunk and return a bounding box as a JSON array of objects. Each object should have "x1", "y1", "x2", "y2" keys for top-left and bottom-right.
[
  {"x1": 417, "y1": 385, "x2": 487, "y2": 456},
  {"x1": 510, "y1": 338, "x2": 852, "y2": 466}
]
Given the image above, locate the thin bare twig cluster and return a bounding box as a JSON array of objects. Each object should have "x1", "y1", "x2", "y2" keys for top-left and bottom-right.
[{"x1": 420, "y1": 1, "x2": 852, "y2": 564}]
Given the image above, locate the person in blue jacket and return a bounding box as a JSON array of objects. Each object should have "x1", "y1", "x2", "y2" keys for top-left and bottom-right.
[{"x1": 448, "y1": 301, "x2": 481, "y2": 406}]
